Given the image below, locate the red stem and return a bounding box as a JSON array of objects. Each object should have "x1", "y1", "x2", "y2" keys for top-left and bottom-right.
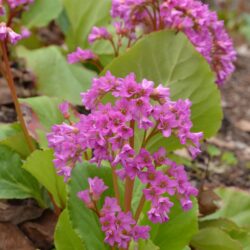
[{"x1": 0, "y1": 41, "x2": 35, "y2": 152}]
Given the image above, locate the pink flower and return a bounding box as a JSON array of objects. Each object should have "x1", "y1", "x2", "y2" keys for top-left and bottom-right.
[
  {"x1": 101, "y1": 197, "x2": 121, "y2": 215},
  {"x1": 0, "y1": 23, "x2": 21, "y2": 44},
  {"x1": 88, "y1": 177, "x2": 108, "y2": 200},
  {"x1": 20, "y1": 27, "x2": 31, "y2": 39},
  {"x1": 67, "y1": 47, "x2": 97, "y2": 64},
  {"x1": 88, "y1": 26, "x2": 111, "y2": 44},
  {"x1": 77, "y1": 190, "x2": 93, "y2": 208},
  {"x1": 132, "y1": 225, "x2": 150, "y2": 241},
  {"x1": 59, "y1": 101, "x2": 70, "y2": 119}
]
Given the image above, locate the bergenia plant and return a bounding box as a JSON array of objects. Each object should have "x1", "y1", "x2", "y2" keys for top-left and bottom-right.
[
  {"x1": 0, "y1": 0, "x2": 238, "y2": 249},
  {"x1": 48, "y1": 71, "x2": 202, "y2": 249},
  {"x1": 68, "y1": 0, "x2": 236, "y2": 85}
]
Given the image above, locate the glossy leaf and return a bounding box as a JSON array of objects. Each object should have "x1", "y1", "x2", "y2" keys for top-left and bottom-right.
[
  {"x1": 200, "y1": 218, "x2": 250, "y2": 250},
  {"x1": 191, "y1": 228, "x2": 242, "y2": 250},
  {"x1": 19, "y1": 96, "x2": 64, "y2": 147},
  {"x1": 23, "y1": 149, "x2": 66, "y2": 208},
  {"x1": 205, "y1": 187, "x2": 250, "y2": 229},
  {"x1": 103, "y1": 30, "x2": 222, "y2": 152},
  {"x1": 54, "y1": 209, "x2": 85, "y2": 250},
  {"x1": 17, "y1": 46, "x2": 96, "y2": 104},
  {"x1": 67, "y1": 162, "x2": 114, "y2": 250},
  {"x1": 0, "y1": 123, "x2": 30, "y2": 158},
  {"x1": 22, "y1": 0, "x2": 63, "y2": 28},
  {"x1": 0, "y1": 145, "x2": 45, "y2": 206},
  {"x1": 62, "y1": 0, "x2": 111, "y2": 50},
  {"x1": 143, "y1": 198, "x2": 198, "y2": 250}
]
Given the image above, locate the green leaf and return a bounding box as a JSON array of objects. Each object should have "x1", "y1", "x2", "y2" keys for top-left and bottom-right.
[
  {"x1": 23, "y1": 149, "x2": 66, "y2": 208},
  {"x1": 144, "y1": 198, "x2": 198, "y2": 250},
  {"x1": 130, "y1": 239, "x2": 160, "y2": 250},
  {"x1": 191, "y1": 228, "x2": 242, "y2": 250},
  {"x1": 0, "y1": 123, "x2": 30, "y2": 158},
  {"x1": 200, "y1": 218, "x2": 250, "y2": 250},
  {"x1": 54, "y1": 209, "x2": 85, "y2": 250},
  {"x1": 62, "y1": 0, "x2": 111, "y2": 50},
  {"x1": 0, "y1": 145, "x2": 45, "y2": 206},
  {"x1": 205, "y1": 187, "x2": 250, "y2": 229},
  {"x1": 67, "y1": 162, "x2": 114, "y2": 250},
  {"x1": 19, "y1": 96, "x2": 64, "y2": 147},
  {"x1": 17, "y1": 46, "x2": 96, "y2": 104},
  {"x1": 103, "y1": 30, "x2": 222, "y2": 152},
  {"x1": 22, "y1": 0, "x2": 63, "y2": 28},
  {"x1": 207, "y1": 145, "x2": 221, "y2": 157},
  {"x1": 221, "y1": 152, "x2": 237, "y2": 166}
]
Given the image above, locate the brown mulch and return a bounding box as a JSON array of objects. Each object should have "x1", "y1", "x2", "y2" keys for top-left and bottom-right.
[{"x1": 0, "y1": 200, "x2": 57, "y2": 250}]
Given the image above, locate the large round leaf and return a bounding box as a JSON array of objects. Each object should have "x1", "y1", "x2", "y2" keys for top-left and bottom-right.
[
  {"x1": 67, "y1": 162, "x2": 114, "y2": 250},
  {"x1": 103, "y1": 30, "x2": 222, "y2": 151}
]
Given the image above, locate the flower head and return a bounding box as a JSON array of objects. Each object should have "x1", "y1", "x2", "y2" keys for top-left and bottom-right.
[
  {"x1": 0, "y1": 22, "x2": 21, "y2": 44},
  {"x1": 67, "y1": 47, "x2": 97, "y2": 64}
]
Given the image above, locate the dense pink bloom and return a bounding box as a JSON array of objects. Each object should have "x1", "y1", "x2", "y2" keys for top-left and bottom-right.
[
  {"x1": 67, "y1": 47, "x2": 97, "y2": 64},
  {"x1": 84, "y1": 0, "x2": 236, "y2": 84},
  {"x1": 48, "y1": 72, "x2": 201, "y2": 248},
  {"x1": 100, "y1": 197, "x2": 150, "y2": 248}
]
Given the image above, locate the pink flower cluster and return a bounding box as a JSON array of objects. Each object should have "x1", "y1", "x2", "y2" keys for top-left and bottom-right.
[
  {"x1": 87, "y1": 0, "x2": 236, "y2": 84},
  {"x1": 0, "y1": 22, "x2": 21, "y2": 44},
  {"x1": 6, "y1": 0, "x2": 33, "y2": 9},
  {"x1": 100, "y1": 197, "x2": 150, "y2": 248},
  {"x1": 78, "y1": 177, "x2": 108, "y2": 208},
  {"x1": 48, "y1": 72, "x2": 201, "y2": 248},
  {"x1": 48, "y1": 72, "x2": 202, "y2": 180},
  {"x1": 78, "y1": 181, "x2": 150, "y2": 249}
]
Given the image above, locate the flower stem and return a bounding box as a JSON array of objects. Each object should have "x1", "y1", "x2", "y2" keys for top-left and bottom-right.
[
  {"x1": 124, "y1": 177, "x2": 135, "y2": 212},
  {"x1": 112, "y1": 166, "x2": 121, "y2": 206},
  {"x1": 109, "y1": 38, "x2": 119, "y2": 57},
  {"x1": 91, "y1": 60, "x2": 103, "y2": 72},
  {"x1": 0, "y1": 41, "x2": 35, "y2": 152},
  {"x1": 135, "y1": 194, "x2": 146, "y2": 222},
  {"x1": 124, "y1": 121, "x2": 136, "y2": 211},
  {"x1": 48, "y1": 192, "x2": 61, "y2": 217}
]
